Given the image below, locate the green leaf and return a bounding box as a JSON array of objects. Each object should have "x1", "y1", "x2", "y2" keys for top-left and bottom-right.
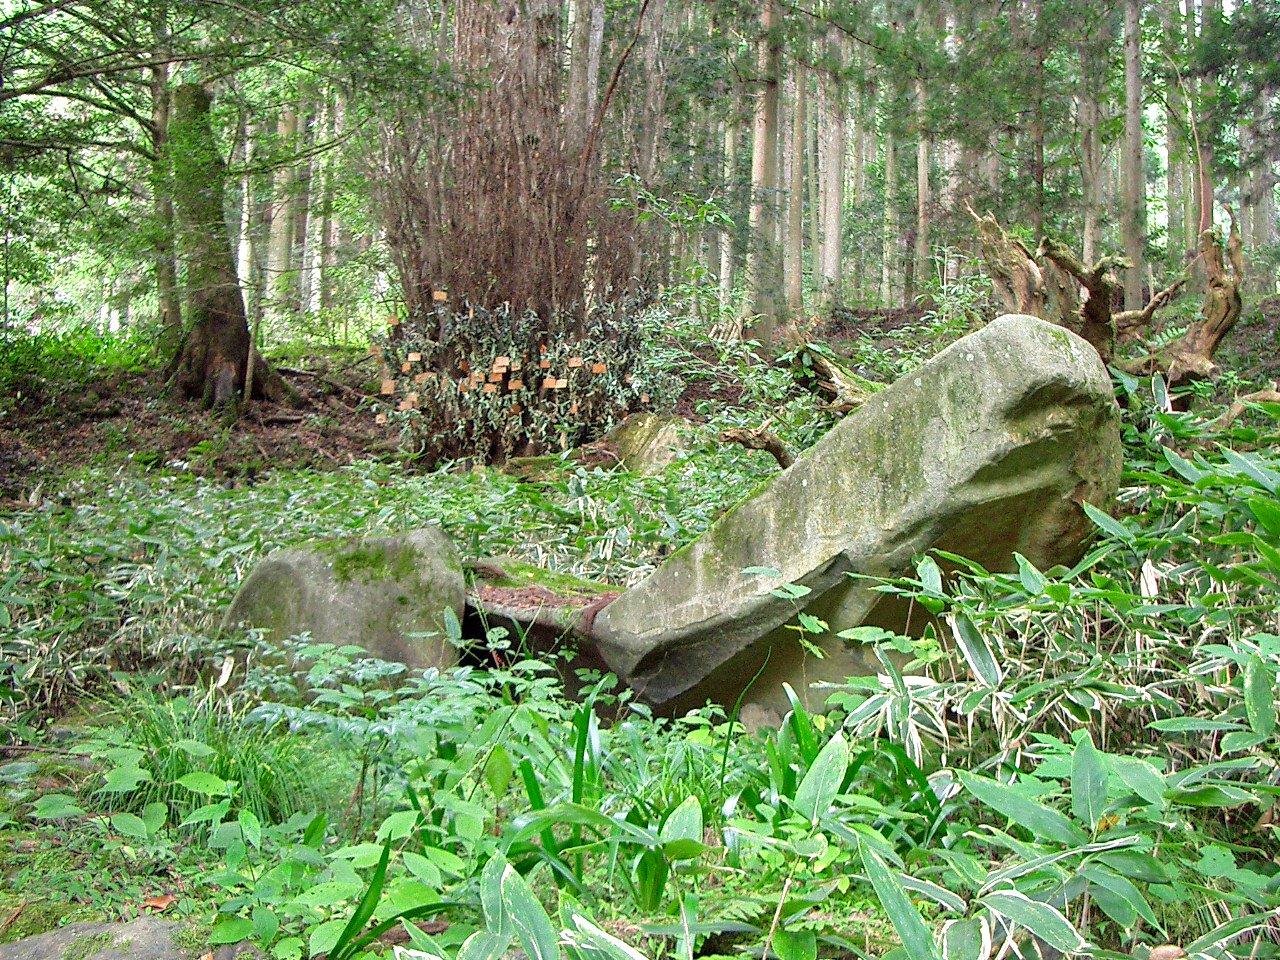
[
  {"x1": 861, "y1": 844, "x2": 938, "y2": 960},
  {"x1": 141, "y1": 802, "x2": 168, "y2": 835},
  {"x1": 175, "y1": 739, "x2": 216, "y2": 759},
  {"x1": 1111, "y1": 756, "x2": 1165, "y2": 808},
  {"x1": 101, "y1": 764, "x2": 151, "y2": 793},
  {"x1": 660, "y1": 795, "x2": 703, "y2": 859},
  {"x1": 1070, "y1": 735, "x2": 1107, "y2": 830},
  {"x1": 210, "y1": 916, "x2": 254, "y2": 945},
  {"x1": 403, "y1": 851, "x2": 442, "y2": 886},
  {"x1": 291, "y1": 880, "x2": 364, "y2": 908},
  {"x1": 959, "y1": 773, "x2": 1087, "y2": 847},
  {"x1": 949, "y1": 613, "x2": 1002, "y2": 687},
  {"x1": 31, "y1": 793, "x2": 84, "y2": 819},
  {"x1": 1082, "y1": 503, "x2": 1133, "y2": 544},
  {"x1": 939, "y1": 918, "x2": 989, "y2": 960},
  {"x1": 979, "y1": 891, "x2": 1084, "y2": 953},
  {"x1": 773, "y1": 930, "x2": 817, "y2": 960},
  {"x1": 308, "y1": 919, "x2": 346, "y2": 958},
  {"x1": 1244, "y1": 655, "x2": 1276, "y2": 737},
  {"x1": 377, "y1": 809, "x2": 419, "y2": 842},
  {"x1": 794, "y1": 732, "x2": 849, "y2": 822},
  {"x1": 1148, "y1": 717, "x2": 1242, "y2": 732},
  {"x1": 485, "y1": 744, "x2": 515, "y2": 798},
  {"x1": 252, "y1": 906, "x2": 280, "y2": 944},
  {"x1": 238, "y1": 808, "x2": 262, "y2": 849},
  {"x1": 481, "y1": 856, "x2": 560, "y2": 960},
  {"x1": 568, "y1": 913, "x2": 649, "y2": 960},
  {"x1": 176, "y1": 771, "x2": 230, "y2": 796},
  {"x1": 111, "y1": 812, "x2": 149, "y2": 841},
  {"x1": 1248, "y1": 497, "x2": 1280, "y2": 538}
]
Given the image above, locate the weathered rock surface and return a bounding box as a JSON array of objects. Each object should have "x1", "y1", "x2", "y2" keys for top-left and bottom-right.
[
  {"x1": 0, "y1": 918, "x2": 257, "y2": 960},
  {"x1": 608, "y1": 413, "x2": 690, "y2": 474},
  {"x1": 591, "y1": 315, "x2": 1123, "y2": 714},
  {"x1": 224, "y1": 527, "x2": 465, "y2": 669}
]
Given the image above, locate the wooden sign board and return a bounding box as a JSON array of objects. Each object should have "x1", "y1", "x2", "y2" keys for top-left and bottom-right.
[{"x1": 380, "y1": 379, "x2": 396, "y2": 395}]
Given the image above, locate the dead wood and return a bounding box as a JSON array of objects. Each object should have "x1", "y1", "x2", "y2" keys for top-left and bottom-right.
[
  {"x1": 1210, "y1": 384, "x2": 1280, "y2": 431},
  {"x1": 1166, "y1": 215, "x2": 1245, "y2": 397},
  {"x1": 720, "y1": 425, "x2": 794, "y2": 468}
]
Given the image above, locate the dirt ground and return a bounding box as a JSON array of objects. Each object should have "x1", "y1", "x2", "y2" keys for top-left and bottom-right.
[{"x1": 0, "y1": 357, "x2": 394, "y2": 504}]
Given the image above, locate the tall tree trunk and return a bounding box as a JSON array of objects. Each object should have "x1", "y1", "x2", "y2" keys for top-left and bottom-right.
[
  {"x1": 1077, "y1": 31, "x2": 1106, "y2": 264},
  {"x1": 566, "y1": 0, "x2": 604, "y2": 152},
  {"x1": 881, "y1": 126, "x2": 898, "y2": 305},
  {"x1": 817, "y1": 29, "x2": 845, "y2": 313},
  {"x1": 169, "y1": 84, "x2": 283, "y2": 407},
  {"x1": 744, "y1": 0, "x2": 782, "y2": 339},
  {"x1": 784, "y1": 65, "x2": 806, "y2": 316},
  {"x1": 912, "y1": 0, "x2": 932, "y2": 297},
  {"x1": 719, "y1": 111, "x2": 738, "y2": 313},
  {"x1": 267, "y1": 107, "x2": 298, "y2": 320},
  {"x1": 149, "y1": 59, "x2": 181, "y2": 354},
  {"x1": 1162, "y1": 0, "x2": 1185, "y2": 272},
  {"x1": 806, "y1": 85, "x2": 822, "y2": 273},
  {"x1": 1121, "y1": 0, "x2": 1146, "y2": 309}
]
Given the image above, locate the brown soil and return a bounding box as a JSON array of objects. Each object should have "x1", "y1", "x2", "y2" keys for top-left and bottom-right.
[
  {"x1": 0, "y1": 357, "x2": 392, "y2": 504},
  {"x1": 474, "y1": 582, "x2": 619, "y2": 611}
]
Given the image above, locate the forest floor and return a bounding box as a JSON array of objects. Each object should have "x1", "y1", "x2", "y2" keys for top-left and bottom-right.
[
  {"x1": 0, "y1": 352, "x2": 395, "y2": 505},
  {"x1": 3, "y1": 302, "x2": 1280, "y2": 960}
]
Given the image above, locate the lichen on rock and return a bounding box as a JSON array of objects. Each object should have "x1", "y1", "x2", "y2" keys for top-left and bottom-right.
[{"x1": 589, "y1": 314, "x2": 1124, "y2": 715}]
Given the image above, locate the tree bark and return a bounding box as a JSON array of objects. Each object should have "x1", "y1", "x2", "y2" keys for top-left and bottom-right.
[
  {"x1": 1121, "y1": 0, "x2": 1146, "y2": 310},
  {"x1": 169, "y1": 84, "x2": 285, "y2": 408},
  {"x1": 912, "y1": 0, "x2": 932, "y2": 298},
  {"x1": 881, "y1": 126, "x2": 897, "y2": 305},
  {"x1": 718, "y1": 110, "x2": 738, "y2": 314},
  {"x1": 744, "y1": 0, "x2": 782, "y2": 340},
  {"x1": 817, "y1": 29, "x2": 846, "y2": 313},
  {"x1": 1077, "y1": 26, "x2": 1107, "y2": 265},
  {"x1": 149, "y1": 59, "x2": 182, "y2": 355},
  {"x1": 1167, "y1": 217, "x2": 1244, "y2": 394},
  {"x1": 784, "y1": 64, "x2": 806, "y2": 316},
  {"x1": 266, "y1": 106, "x2": 298, "y2": 320}
]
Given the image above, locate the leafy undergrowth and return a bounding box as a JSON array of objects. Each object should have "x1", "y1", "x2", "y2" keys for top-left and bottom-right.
[{"x1": 3, "y1": 315, "x2": 1280, "y2": 960}]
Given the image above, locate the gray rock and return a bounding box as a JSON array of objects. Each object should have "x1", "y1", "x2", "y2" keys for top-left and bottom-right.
[
  {"x1": 608, "y1": 413, "x2": 690, "y2": 474},
  {"x1": 0, "y1": 917, "x2": 256, "y2": 960},
  {"x1": 591, "y1": 315, "x2": 1123, "y2": 714},
  {"x1": 224, "y1": 527, "x2": 465, "y2": 669}
]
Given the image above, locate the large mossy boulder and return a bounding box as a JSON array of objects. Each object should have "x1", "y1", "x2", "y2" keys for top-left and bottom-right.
[
  {"x1": 590, "y1": 315, "x2": 1123, "y2": 715},
  {"x1": 224, "y1": 527, "x2": 465, "y2": 669}
]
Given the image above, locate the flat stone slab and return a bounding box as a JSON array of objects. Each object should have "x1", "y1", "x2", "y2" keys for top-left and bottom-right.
[
  {"x1": 224, "y1": 526, "x2": 465, "y2": 669},
  {"x1": 590, "y1": 315, "x2": 1123, "y2": 714},
  {"x1": 0, "y1": 918, "x2": 257, "y2": 960},
  {"x1": 467, "y1": 559, "x2": 618, "y2": 636}
]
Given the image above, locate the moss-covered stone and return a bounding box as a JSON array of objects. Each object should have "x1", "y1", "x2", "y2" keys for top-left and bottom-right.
[
  {"x1": 223, "y1": 527, "x2": 465, "y2": 671},
  {"x1": 591, "y1": 315, "x2": 1124, "y2": 715}
]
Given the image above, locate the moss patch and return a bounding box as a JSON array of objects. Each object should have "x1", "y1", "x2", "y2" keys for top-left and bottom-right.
[
  {"x1": 0, "y1": 897, "x2": 72, "y2": 944},
  {"x1": 471, "y1": 559, "x2": 614, "y2": 597},
  {"x1": 326, "y1": 541, "x2": 421, "y2": 585},
  {"x1": 63, "y1": 931, "x2": 114, "y2": 960}
]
